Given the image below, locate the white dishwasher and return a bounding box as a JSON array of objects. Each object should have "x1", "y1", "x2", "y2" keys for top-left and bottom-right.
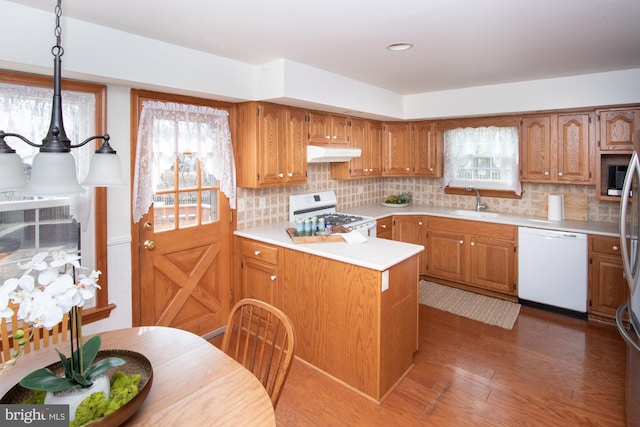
[{"x1": 518, "y1": 227, "x2": 588, "y2": 313}]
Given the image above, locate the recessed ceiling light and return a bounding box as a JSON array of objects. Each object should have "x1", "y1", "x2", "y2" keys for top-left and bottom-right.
[{"x1": 386, "y1": 42, "x2": 413, "y2": 51}]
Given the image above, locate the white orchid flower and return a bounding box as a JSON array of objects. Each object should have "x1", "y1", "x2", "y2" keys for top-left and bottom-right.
[
  {"x1": 16, "y1": 274, "x2": 36, "y2": 293},
  {"x1": 0, "y1": 278, "x2": 19, "y2": 318},
  {"x1": 26, "y1": 291, "x2": 64, "y2": 329},
  {"x1": 76, "y1": 270, "x2": 102, "y2": 301},
  {"x1": 49, "y1": 251, "x2": 81, "y2": 269},
  {"x1": 17, "y1": 252, "x2": 49, "y2": 274}
]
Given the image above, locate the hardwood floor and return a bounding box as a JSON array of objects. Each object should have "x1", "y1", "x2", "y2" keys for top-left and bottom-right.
[{"x1": 211, "y1": 304, "x2": 628, "y2": 426}]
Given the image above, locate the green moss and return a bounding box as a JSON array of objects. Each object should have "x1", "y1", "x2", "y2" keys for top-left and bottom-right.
[
  {"x1": 67, "y1": 371, "x2": 140, "y2": 427},
  {"x1": 21, "y1": 389, "x2": 45, "y2": 404}
]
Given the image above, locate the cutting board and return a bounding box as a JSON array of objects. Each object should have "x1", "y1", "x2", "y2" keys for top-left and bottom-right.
[{"x1": 540, "y1": 192, "x2": 588, "y2": 221}]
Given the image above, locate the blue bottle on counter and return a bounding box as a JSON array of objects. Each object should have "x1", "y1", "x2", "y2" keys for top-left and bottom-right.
[{"x1": 303, "y1": 218, "x2": 312, "y2": 236}]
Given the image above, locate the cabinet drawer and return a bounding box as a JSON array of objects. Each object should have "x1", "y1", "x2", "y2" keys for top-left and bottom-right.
[
  {"x1": 591, "y1": 235, "x2": 622, "y2": 256},
  {"x1": 377, "y1": 216, "x2": 392, "y2": 235},
  {"x1": 241, "y1": 240, "x2": 279, "y2": 264},
  {"x1": 428, "y1": 216, "x2": 516, "y2": 241}
]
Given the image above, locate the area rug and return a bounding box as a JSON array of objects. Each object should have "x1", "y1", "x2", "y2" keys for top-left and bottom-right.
[{"x1": 419, "y1": 280, "x2": 521, "y2": 330}]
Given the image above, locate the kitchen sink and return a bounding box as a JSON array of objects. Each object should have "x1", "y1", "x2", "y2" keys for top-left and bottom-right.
[{"x1": 452, "y1": 209, "x2": 500, "y2": 219}]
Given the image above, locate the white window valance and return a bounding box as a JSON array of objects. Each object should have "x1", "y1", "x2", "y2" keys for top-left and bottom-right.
[{"x1": 132, "y1": 100, "x2": 236, "y2": 223}]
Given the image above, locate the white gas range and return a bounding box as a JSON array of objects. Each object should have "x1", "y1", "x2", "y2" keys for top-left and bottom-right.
[{"x1": 289, "y1": 191, "x2": 377, "y2": 236}]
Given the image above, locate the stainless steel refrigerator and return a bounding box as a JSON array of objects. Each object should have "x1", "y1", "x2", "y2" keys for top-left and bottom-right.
[{"x1": 618, "y1": 137, "x2": 640, "y2": 427}]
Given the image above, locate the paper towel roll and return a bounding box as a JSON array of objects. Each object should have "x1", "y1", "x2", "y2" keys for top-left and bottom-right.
[{"x1": 548, "y1": 194, "x2": 564, "y2": 221}]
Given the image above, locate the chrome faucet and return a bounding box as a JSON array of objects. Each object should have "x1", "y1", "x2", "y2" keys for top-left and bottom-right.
[{"x1": 467, "y1": 186, "x2": 487, "y2": 211}]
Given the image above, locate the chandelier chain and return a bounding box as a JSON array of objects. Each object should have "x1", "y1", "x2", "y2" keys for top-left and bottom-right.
[{"x1": 53, "y1": 0, "x2": 63, "y2": 56}]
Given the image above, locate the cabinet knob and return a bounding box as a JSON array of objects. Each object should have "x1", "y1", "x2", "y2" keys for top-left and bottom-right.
[
  {"x1": 270, "y1": 275, "x2": 276, "y2": 281},
  {"x1": 333, "y1": 135, "x2": 337, "y2": 139},
  {"x1": 325, "y1": 135, "x2": 330, "y2": 140},
  {"x1": 418, "y1": 222, "x2": 423, "y2": 226},
  {"x1": 288, "y1": 172, "x2": 293, "y2": 177},
  {"x1": 381, "y1": 224, "x2": 387, "y2": 229},
  {"x1": 613, "y1": 245, "x2": 619, "y2": 251},
  {"x1": 558, "y1": 172, "x2": 563, "y2": 177},
  {"x1": 254, "y1": 250, "x2": 261, "y2": 256},
  {"x1": 278, "y1": 173, "x2": 284, "y2": 178},
  {"x1": 471, "y1": 241, "x2": 475, "y2": 246},
  {"x1": 459, "y1": 240, "x2": 464, "y2": 244},
  {"x1": 429, "y1": 167, "x2": 434, "y2": 171},
  {"x1": 544, "y1": 171, "x2": 549, "y2": 176},
  {"x1": 406, "y1": 167, "x2": 410, "y2": 171}
]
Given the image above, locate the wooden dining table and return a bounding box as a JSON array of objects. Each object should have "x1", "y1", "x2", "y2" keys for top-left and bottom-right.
[{"x1": 0, "y1": 326, "x2": 276, "y2": 426}]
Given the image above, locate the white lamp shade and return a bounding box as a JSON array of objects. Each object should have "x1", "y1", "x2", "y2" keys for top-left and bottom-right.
[
  {"x1": 22, "y1": 152, "x2": 84, "y2": 195},
  {"x1": 0, "y1": 152, "x2": 27, "y2": 191},
  {"x1": 82, "y1": 152, "x2": 124, "y2": 186}
]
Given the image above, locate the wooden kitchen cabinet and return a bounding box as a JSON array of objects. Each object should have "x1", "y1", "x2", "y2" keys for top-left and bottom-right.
[
  {"x1": 376, "y1": 216, "x2": 393, "y2": 239},
  {"x1": 382, "y1": 121, "x2": 442, "y2": 177},
  {"x1": 238, "y1": 238, "x2": 281, "y2": 307},
  {"x1": 595, "y1": 108, "x2": 638, "y2": 200},
  {"x1": 308, "y1": 112, "x2": 349, "y2": 145},
  {"x1": 588, "y1": 234, "x2": 629, "y2": 321},
  {"x1": 330, "y1": 118, "x2": 383, "y2": 179},
  {"x1": 236, "y1": 102, "x2": 307, "y2": 188},
  {"x1": 520, "y1": 113, "x2": 594, "y2": 185},
  {"x1": 426, "y1": 216, "x2": 518, "y2": 297},
  {"x1": 393, "y1": 215, "x2": 427, "y2": 274}
]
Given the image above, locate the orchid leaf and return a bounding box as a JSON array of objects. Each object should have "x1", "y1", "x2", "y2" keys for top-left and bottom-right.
[
  {"x1": 84, "y1": 357, "x2": 125, "y2": 380},
  {"x1": 55, "y1": 347, "x2": 72, "y2": 378},
  {"x1": 19, "y1": 367, "x2": 77, "y2": 392},
  {"x1": 78, "y1": 336, "x2": 102, "y2": 373}
]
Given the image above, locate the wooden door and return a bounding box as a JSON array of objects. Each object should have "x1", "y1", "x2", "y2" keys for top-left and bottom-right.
[
  {"x1": 131, "y1": 91, "x2": 233, "y2": 337},
  {"x1": 468, "y1": 236, "x2": 516, "y2": 295},
  {"x1": 426, "y1": 230, "x2": 465, "y2": 282},
  {"x1": 331, "y1": 115, "x2": 350, "y2": 145},
  {"x1": 308, "y1": 112, "x2": 331, "y2": 145},
  {"x1": 367, "y1": 121, "x2": 383, "y2": 176},
  {"x1": 383, "y1": 122, "x2": 411, "y2": 176},
  {"x1": 521, "y1": 116, "x2": 551, "y2": 182},
  {"x1": 258, "y1": 103, "x2": 284, "y2": 185},
  {"x1": 284, "y1": 108, "x2": 308, "y2": 184},
  {"x1": 348, "y1": 118, "x2": 367, "y2": 177},
  {"x1": 393, "y1": 215, "x2": 427, "y2": 274},
  {"x1": 589, "y1": 252, "x2": 628, "y2": 318},
  {"x1": 598, "y1": 109, "x2": 640, "y2": 151},
  {"x1": 556, "y1": 113, "x2": 592, "y2": 184},
  {"x1": 411, "y1": 122, "x2": 438, "y2": 176}
]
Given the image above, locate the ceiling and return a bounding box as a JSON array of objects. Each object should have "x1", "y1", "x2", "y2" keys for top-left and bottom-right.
[{"x1": 14, "y1": 0, "x2": 640, "y2": 95}]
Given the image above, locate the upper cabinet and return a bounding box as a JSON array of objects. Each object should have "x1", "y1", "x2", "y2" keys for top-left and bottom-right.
[
  {"x1": 597, "y1": 108, "x2": 640, "y2": 151},
  {"x1": 236, "y1": 102, "x2": 307, "y2": 188},
  {"x1": 308, "y1": 112, "x2": 349, "y2": 145},
  {"x1": 382, "y1": 121, "x2": 442, "y2": 177},
  {"x1": 331, "y1": 118, "x2": 383, "y2": 179},
  {"x1": 520, "y1": 113, "x2": 594, "y2": 185}
]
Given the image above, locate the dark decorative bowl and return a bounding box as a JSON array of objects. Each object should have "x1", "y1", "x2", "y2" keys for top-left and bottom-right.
[{"x1": 1, "y1": 349, "x2": 153, "y2": 426}]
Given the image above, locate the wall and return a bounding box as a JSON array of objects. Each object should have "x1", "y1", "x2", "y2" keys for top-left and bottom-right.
[{"x1": 236, "y1": 163, "x2": 620, "y2": 229}]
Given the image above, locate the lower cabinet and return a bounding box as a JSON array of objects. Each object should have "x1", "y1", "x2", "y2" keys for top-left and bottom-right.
[
  {"x1": 425, "y1": 217, "x2": 518, "y2": 297},
  {"x1": 376, "y1": 216, "x2": 393, "y2": 240},
  {"x1": 239, "y1": 238, "x2": 280, "y2": 306},
  {"x1": 588, "y1": 234, "x2": 629, "y2": 320},
  {"x1": 392, "y1": 215, "x2": 427, "y2": 274}
]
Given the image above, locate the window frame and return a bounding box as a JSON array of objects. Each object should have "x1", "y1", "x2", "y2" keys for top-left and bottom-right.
[{"x1": 0, "y1": 69, "x2": 114, "y2": 323}]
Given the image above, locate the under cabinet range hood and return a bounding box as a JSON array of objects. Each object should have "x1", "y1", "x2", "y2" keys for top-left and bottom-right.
[{"x1": 307, "y1": 145, "x2": 361, "y2": 163}]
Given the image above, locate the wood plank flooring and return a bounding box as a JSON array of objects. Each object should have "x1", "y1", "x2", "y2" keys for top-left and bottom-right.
[{"x1": 212, "y1": 304, "x2": 628, "y2": 426}]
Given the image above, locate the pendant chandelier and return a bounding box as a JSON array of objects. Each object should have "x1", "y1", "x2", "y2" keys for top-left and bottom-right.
[{"x1": 0, "y1": 0, "x2": 122, "y2": 195}]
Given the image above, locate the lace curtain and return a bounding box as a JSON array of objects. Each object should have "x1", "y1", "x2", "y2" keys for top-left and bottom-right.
[
  {"x1": 0, "y1": 83, "x2": 95, "y2": 228},
  {"x1": 132, "y1": 100, "x2": 236, "y2": 223},
  {"x1": 443, "y1": 126, "x2": 521, "y2": 195}
]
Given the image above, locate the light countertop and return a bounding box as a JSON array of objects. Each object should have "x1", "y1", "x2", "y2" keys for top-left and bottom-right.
[
  {"x1": 345, "y1": 203, "x2": 620, "y2": 237},
  {"x1": 234, "y1": 222, "x2": 424, "y2": 271}
]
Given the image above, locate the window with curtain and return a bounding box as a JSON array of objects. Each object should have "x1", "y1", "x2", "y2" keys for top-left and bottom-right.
[
  {"x1": 443, "y1": 126, "x2": 521, "y2": 195},
  {"x1": 132, "y1": 100, "x2": 236, "y2": 226},
  {"x1": 0, "y1": 73, "x2": 109, "y2": 318}
]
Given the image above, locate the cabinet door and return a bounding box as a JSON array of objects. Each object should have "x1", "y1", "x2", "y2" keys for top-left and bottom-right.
[
  {"x1": 367, "y1": 121, "x2": 383, "y2": 176},
  {"x1": 426, "y1": 230, "x2": 466, "y2": 282},
  {"x1": 411, "y1": 122, "x2": 439, "y2": 177},
  {"x1": 589, "y1": 253, "x2": 628, "y2": 318},
  {"x1": 521, "y1": 116, "x2": 551, "y2": 182},
  {"x1": 556, "y1": 113, "x2": 592, "y2": 184},
  {"x1": 257, "y1": 103, "x2": 284, "y2": 185},
  {"x1": 598, "y1": 109, "x2": 640, "y2": 151},
  {"x1": 348, "y1": 118, "x2": 367, "y2": 177},
  {"x1": 241, "y1": 258, "x2": 277, "y2": 305},
  {"x1": 383, "y1": 122, "x2": 412, "y2": 176},
  {"x1": 469, "y1": 236, "x2": 517, "y2": 295},
  {"x1": 285, "y1": 108, "x2": 308, "y2": 184},
  {"x1": 376, "y1": 216, "x2": 393, "y2": 240},
  {"x1": 393, "y1": 215, "x2": 427, "y2": 274},
  {"x1": 308, "y1": 112, "x2": 331, "y2": 144},
  {"x1": 331, "y1": 115, "x2": 350, "y2": 145}
]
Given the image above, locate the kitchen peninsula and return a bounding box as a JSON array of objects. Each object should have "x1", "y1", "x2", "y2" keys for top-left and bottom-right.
[{"x1": 234, "y1": 223, "x2": 424, "y2": 403}]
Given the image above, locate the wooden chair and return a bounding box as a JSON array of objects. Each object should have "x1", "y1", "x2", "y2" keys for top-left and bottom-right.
[
  {"x1": 1, "y1": 302, "x2": 70, "y2": 366},
  {"x1": 221, "y1": 298, "x2": 295, "y2": 408}
]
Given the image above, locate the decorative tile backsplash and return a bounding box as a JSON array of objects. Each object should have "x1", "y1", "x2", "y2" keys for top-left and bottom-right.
[{"x1": 236, "y1": 163, "x2": 620, "y2": 229}]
